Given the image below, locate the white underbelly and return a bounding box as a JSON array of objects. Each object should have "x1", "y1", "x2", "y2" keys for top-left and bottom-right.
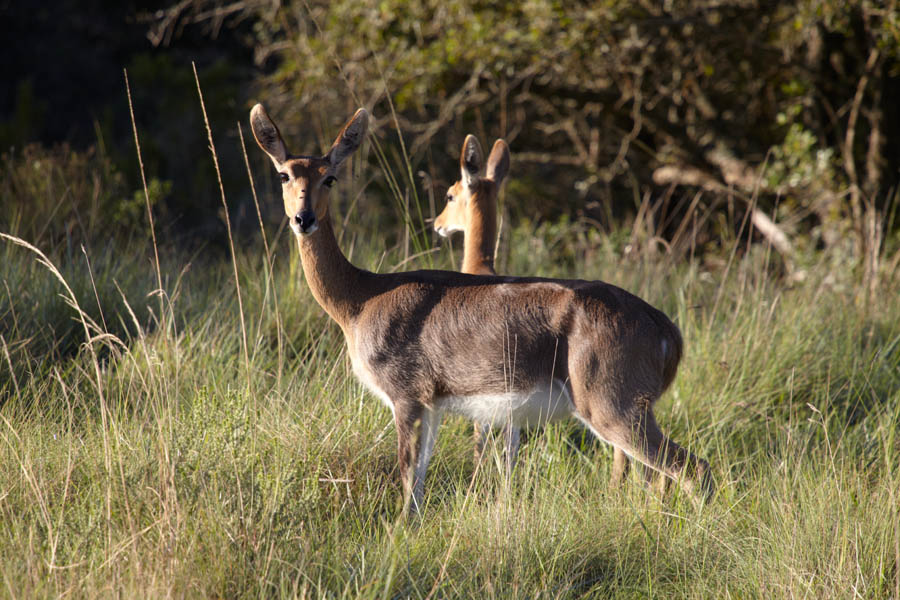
[{"x1": 440, "y1": 379, "x2": 573, "y2": 428}]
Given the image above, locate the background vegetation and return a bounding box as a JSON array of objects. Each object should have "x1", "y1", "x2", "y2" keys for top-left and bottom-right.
[{"x1": 1, "y1": 0, "x2": 899, "y2": 598}]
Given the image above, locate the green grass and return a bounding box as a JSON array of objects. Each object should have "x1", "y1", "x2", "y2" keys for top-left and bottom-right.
[{"x1": 1, "y1": 208, "x2": 898, "y2": 598}]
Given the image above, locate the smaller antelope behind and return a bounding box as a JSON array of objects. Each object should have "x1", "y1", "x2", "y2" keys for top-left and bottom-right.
[
  {"x1": 434, "y1": 135, "x2": 653, "y2": 491},
  {"x1": 434, "y1": 135, "x2": 509, "y2": 276},
  {"x1": 250, "y1": 103, "x2": 713, "y2": 516},
  {"x1": 434, "y1": 135, "x2": 522, "y2": 470}
]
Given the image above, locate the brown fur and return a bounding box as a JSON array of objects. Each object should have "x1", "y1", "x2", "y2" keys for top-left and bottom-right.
[
  {"x1": 435, "y1": 136, "x2": 508, "y2": 463},
  {"x1": 434, "y1": 135, "x2": 687, "y2": 488},
  {"x1": 250, "y1": 104, "x2": 713, "y2": 514}
]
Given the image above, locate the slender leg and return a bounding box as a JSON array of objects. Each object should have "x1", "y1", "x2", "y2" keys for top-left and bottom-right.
[
  {"x1": 411, "y1": 407, "x2": 442, "y2": 513},
  {"x1": 579, "y1": 405, "x2": 713, "y2": 504},
  {"x1": 609, "y1": 448, "x2": 665, "y2": 494},
  {"x1": 620, "y1": 410, "x2": 712, "y2": 503},
  {"x1": 394, "y1": 403, "x2": 422, "y2": 515},
  {"x1": 609, "y1": 448, "x2": 631, "y2": 489},
  {"x1": 647, "y1": 464, "x2": 670, "y2": 495},
  {"x1": 504, "y1": 425, "x2": 521, "y2": 476}
]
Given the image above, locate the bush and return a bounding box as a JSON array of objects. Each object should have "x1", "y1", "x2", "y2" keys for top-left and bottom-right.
[
  {"x1": 0, "y1": 143, "x2": 168, "y2": 251},
  {"x1": 150, "y1": 0, "x2": 900, "y2": 253}
]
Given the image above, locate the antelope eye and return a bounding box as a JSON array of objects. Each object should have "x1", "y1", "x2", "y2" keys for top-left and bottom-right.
[
  {"x1": 323, "y1": 175, "x2": 337, "y2": 188},
  {"x1": 279, "y1": 172, "x2": 289, "y2": 184},
  {"x1": 446, "y1": 193, "x2": 453, "y2": 202}
]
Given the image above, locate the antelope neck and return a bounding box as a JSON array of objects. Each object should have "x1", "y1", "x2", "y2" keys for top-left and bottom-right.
[
  {"x1": 462, "y1": 185, "x2": 497, "y2": 276},
  {"x1": 295, "y1": 213, "x2": 366, "y2": 328}
]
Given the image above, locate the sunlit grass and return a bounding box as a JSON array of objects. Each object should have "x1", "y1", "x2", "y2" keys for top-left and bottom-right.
[
  {"x1": 1, "y1": 211, "x2": 898, "y2": 597},
  {"x1": 2, "y1": 82, "x2": 899, "y2": 596}
]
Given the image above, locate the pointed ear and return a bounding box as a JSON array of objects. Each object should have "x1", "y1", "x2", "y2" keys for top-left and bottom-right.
[
  {"x1": 460, "y1": 134, "x2": 483, "y2": 188},
  {"x1": 485, "y1": 139, "x2": 510, "y2": 184},
  {"x1": 326, "y1": 108, "x2": 369, "y2": 168},
  {"x1": 250, "y1": 103, "x2": 289, "y2": 167}
]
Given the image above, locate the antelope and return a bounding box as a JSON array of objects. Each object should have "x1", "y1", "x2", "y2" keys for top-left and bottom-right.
[
  {"x1": 434, "y1": 134, "x2": 520, "y2": 470},
  {"x1": 250, "y1": 103, "x2": 713, "y2": 515},
  {"x1": 434, "y1": 135, "x2": 508, "y2": 277},
  {"x1": 434, "y1": 135, "x2": 655, "y2": 490}
]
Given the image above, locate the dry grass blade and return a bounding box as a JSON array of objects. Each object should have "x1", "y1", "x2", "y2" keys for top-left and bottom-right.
[
  {"x1": 0, "y1": 231, "x2": 115, "y2": 551},
  {"x1": 124, "y1": 68, "x2": 165, "y2": 322},
  {"x1": 1, "y1": 334, "x2": 20, "y2": 404},
  {"x1": 238, "y1": 122, "x2": 284, "y2": 384},
  {"x1": 192, "y1": 61, "x2": 251, "y2": 393}
]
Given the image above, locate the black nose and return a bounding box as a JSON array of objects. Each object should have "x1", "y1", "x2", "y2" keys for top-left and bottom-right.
[{"x1": 294, "y1": 210, "x2": 317, "y2": 233}]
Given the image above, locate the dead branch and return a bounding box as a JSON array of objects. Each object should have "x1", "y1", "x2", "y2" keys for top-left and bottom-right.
[{"x1": 653, "y1": 164, "x2": 795, "y2": 259}]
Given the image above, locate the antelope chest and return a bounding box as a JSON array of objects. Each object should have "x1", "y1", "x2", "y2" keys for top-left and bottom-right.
[{"x1": 439, "y1": 379, "x2": 573, "y2": 428}]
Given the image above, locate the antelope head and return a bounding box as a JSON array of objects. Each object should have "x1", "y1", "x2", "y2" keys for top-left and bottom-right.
[
  {"x1": 250, "y1": 103, "x2": 369, "y2": 236},
  {"x1": 435, "y1": 135, "x2": 510, "y2": 238}
]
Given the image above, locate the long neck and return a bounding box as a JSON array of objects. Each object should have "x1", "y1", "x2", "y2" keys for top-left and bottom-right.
[
  {"x1": 296, "y1": 213, "x2": 366, "y2": 328},
  {"x1": 462, "y1": 185, "x2": 498, "y2": 276}
]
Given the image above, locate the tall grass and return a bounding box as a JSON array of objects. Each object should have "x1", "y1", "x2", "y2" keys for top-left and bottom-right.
[{"x1": 1, "y1": 102, "x2": 899, "y2": 598}]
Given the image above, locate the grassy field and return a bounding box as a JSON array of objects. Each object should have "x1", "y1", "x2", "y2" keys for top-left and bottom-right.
[{"x1": 2, "y1": 154, "x2": 899, "y2": 597}]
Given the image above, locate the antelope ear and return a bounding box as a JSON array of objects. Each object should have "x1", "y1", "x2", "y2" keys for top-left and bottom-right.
[
  {"x1": 250, "y1": 103, "x2": 289, "y2": 167},
  {"x1": 460, "y1": 134, "x2": 483, "y2": 188},
  {"x1": 327, "y1": 108, "x2": 369, "y2": 168},
  {"x1": 485, "y1": 139, "x2": 510, "y2": 184}
]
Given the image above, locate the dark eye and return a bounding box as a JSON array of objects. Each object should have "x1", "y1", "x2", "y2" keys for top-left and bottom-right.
[
  {"x1": 323, "y1": 175, "x2": 337, "y2": 188},
  {"x1": 446, "y1": 193, "x2": 453, "y2": 202},
  {"x1": 279, "y1": 173, "x2": 289, "y2": 184}
]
